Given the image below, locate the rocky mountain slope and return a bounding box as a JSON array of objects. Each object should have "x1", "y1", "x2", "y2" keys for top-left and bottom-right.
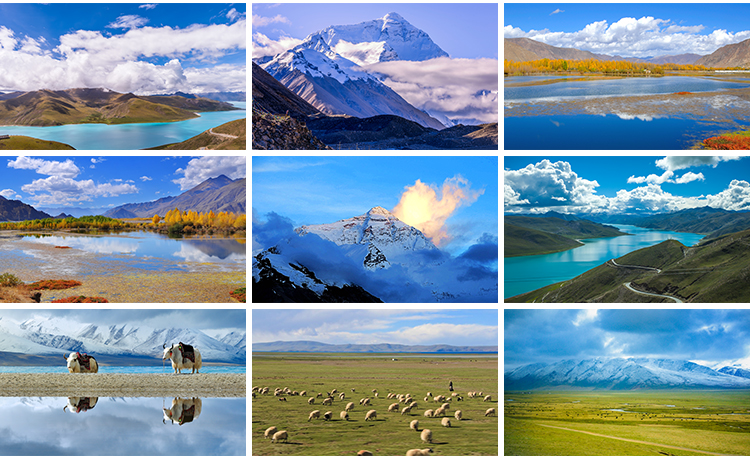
[
  {"x1": 0, "y1": 196, "x2": 53, "y2": 222},
  {"x1": 252, "y1": 106, "x2": 331, "y2": 150},
  {"x1": 103, "y1": 175, "x2": 245, "y2": 218},
  {"x1": 695, "y1": 38, "x2": 750, "y2": 68},
  {"x1": 0, "y1": 88, "x2": 236, "y2": 126},
  {"x1": 506, "y1": 357, "x2": 750, "y2": 390},
  {"x1": 252, "y1": 62, "x2": 321, "y2": 118}
]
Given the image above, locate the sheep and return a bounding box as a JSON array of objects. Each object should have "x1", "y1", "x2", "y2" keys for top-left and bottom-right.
[
  {"x1": 359, "y1": 398, "x2": 366, "y2": 405},
  {"x1": 441, "y1": 417, "x2": 451, "y2": 428},
  {"x1": 478, "y1": 391, "x2": 483, "y2": 396},
  {"x1": 454, "y1": 410, "x2": 462, "y2": 421},
  {"x1": 427, "y1": 392, "x2": 432, "y2": 397},
  {"x1": 362, "y1": 397, "x2": 371, "y2": 406},
  {"x1": 410, "y1": 419, "x2": 419, "y2": 431},
  {"x1": 434, "y1": 407, "x2": 446, "y2": 417},
  {"x1": 372, "y1": 389, "x2": 377, "y2": 394},
  {"x1": 374, "y1": 392, "x2": 379, "y2": 398},
  {"x1": 278, "y1": 397, "x2": 287, "y2": 402},
  {"x1": 323, "y1": 397, "x2": 334, "y2": 406},
  {"x1": 483, "y1": 395, "x2": 492, "y2": 402},
  {"x1": 340, "y1": 411, "x2": 349, "y2": 421},
  {"x1": 420, "y1": 429, "x2": 433, "y2": 444},
  {"x1": 300, "y1": 390, "x2": 307, "y2": 396},
  {"x1": 308, "y1": 410, "x2": 321, "y2": 421},
  {"x1": 324, "y1": 411, "x2": 333, "y2": 421},
  {"x1": 317, "y1": 392, "x2": 323, "y2": 398},
  {"x1": 424, "y1": 409, "x2": 434, "y2": 418},
  {"x1": 339, "y1": 393, "x2": 346, "y2": 400},
  {"x1": 405, "y1": 397, "x2": 414, "y2": 405},
  {"x1": 409, "y1": 401, "x2": 418, "y2": 408},
  {"x1": 365, "y1": 409, "x2": 377, "y2": 421},
  {"x1": 388, "y1": 403, "x2": 400, "y2": 412},
  {"x1": 424, "y1": 397, "x2": 429, "y2": 402},
  {"x1": 357, "y1": 451, "x2": 373, "y2": 456},
  {"x1": 308, "y1": 397, "x2": 315, "y2": 405},
  {"x1": 406, "y1": 448, "x2": 433, "y2": 456},
  {"x1": 274, "y1": 389, "x2": 282, "y2": 397},
  {"x1": 485, "y1": 407, "x2": 496, "y2": 417},
  {"x1": 271, "y1": 430, "x2": 288, "y2": 443},
  {"x1": 345, "y1": 402, "x2": 355, "y2": 412},
  {"x1": 331, "y1": 389, "x2": 338, "y2": 395},
  {"x1": 456, "y1": 396, "x2": 463, "y2": 402},
  {"x1": 401, "y1": 406, "x2": 412, "y2": 415},
  {"x1": 264, "y1": 426, "x2": 277, "y2": 439},
  {"x1": 451, "y1": 392, "x2": 458, "y2": 397},
  {"x1": 440, "y1": 403, "x2": 450, "y2": 411}
]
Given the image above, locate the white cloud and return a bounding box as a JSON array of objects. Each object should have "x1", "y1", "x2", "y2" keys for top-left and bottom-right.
[
  {"x1": 252, "y1": 14, "x2": 291, "y2": 27},
  {"x1": 504, "y1": 184, "x2": 529, "y2": 206},
  {"x1": 107, "y1": 15, "x2": 149, "y2": 30},
  {"x1": 21, "y1": 176, "x2": 138, "y2": 206},
  {"x1": 363, "y1": 57, "x2": 499, "y2": 124},
  {"x1": 227, "y1": 8, "x2": 246, "y2": 23},
  {"x1": 705, "y1": 179, "x2": 750, "y2": 211},
  {"x1": 139, "y1": 4, "x2": 157, "y2": 10},
  {"x1": 627, "y1": 170, "x2": 673, "y2": 185},
  {"x1": 7, "y1": 157, "x2": 80, "y2": 178},
  {"x1": 655, "y1": 156, "x2": 741, "y2": 171},
  {"x1": 251, "y1": 32, "x2": 303, "y2": 59},
  {"x1": 0, "y1": 188, "x2": 15, "y2": 198},
  {"x1": 550, "y1": 9, "x2": 564, "y2": 16},
  {"x1": 173, "y1": 156, "x2": 246, "y2": 190},
  {"x1": 183, "y1": 64, "x2": 247, "y2": 93},
  {"x1": 608, "y1": 184, "x2": 704, "y2": 213},
  {"x1": 674, "y1": 172, "x2": 705, "y2": 184},
  {"x1": 504, "y1": 17, "x2": 750, "y2": 57},
  {"x1": 140, "y1": 176, "x2": 152, "y2": 181}
]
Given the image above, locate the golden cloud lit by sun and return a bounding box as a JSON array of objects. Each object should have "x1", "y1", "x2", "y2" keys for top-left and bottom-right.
[{"x1": 392, "y1": 175, "x2": 483, "y2": 246}]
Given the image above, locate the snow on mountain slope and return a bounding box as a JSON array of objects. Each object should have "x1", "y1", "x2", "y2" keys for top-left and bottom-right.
[{"x1": 506, "y1": 358, "x2": 750, "y2": 389}]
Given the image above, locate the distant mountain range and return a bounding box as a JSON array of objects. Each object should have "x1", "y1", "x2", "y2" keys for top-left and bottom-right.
[
  {"x1": 0, "y1": 88, "x2": 237, "y2": 127},
  {"x1": 505, "y1": 36, "x2": 750, "y2": 67},
  {"x1": 254, "y1": 340, "x2": 497, "y2": 354},
  {"x1": 103, "y1": 175, "x2": 245, "y2": 218},
  {"x1": 506, "y1": 357, "x2": 750, "y2": 390},
  {"x1": 0, "y1": 316, "x2": 245, "y2": 364},
  {"x1": 593, "y1": 207, "x2": 750, "y2": 240},
  {"x1": 0, "y1": 195, "x2": 52, "y2": 222}
]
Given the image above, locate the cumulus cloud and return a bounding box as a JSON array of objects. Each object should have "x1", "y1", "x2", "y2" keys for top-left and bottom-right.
[
  {"x1": 140, "y1": 176, "x2": 152, "y2": 181},
  {"x1": 363, "y1": 57, "x2": 498, "y2": 124},
  {"x1": 139, "y1": 4, "x2": 157, "y2": 10},
  {"x1": 504, "y1": 17, "x2": 750, "y2": 57},
  {"x1": 173, "y1": 156, "x2": 246, "y2": 190},
  {"x1": 705, "y1": 179, "x2": 750, "y2": 211},
  {"x1": 392, "y1": 175, "x2": 484, "y2": 246},
  {"x1": 655, "y1": 156, "x2": 741, "y2": 171},
  {"x1": 183, "y1": 64, "x2": 246, "y2": 93},
  {"x1": 0, "y1": 20, "x2": 245, "y2": 94},
  {"x1": 627, "y1": 170, "x2": 704, "y2": 185},
  {"x1": 21, "y1": 176, "x2": 138, "y2": 206},
  {"x1": 607, "y1": 184, "x2": 703, "y2": 213},
  {"x1": 251, "y1": 32, "x2": 303, "y2": 59},
  {"x1": 107, "y1": 15, "x2": 149, "y2": 30},
  {"x1": 0, "y1": 189, "x2": 15, "y2": 199},
  {"x1": 7, "y1": 157, "x2": 80, "y2": 178},
  {"x1": 227, "y1": 8, "x2": 246, "y2": 22},
  {"x1": 251, "y1": 14, "x2": 291, "y2": 27}
]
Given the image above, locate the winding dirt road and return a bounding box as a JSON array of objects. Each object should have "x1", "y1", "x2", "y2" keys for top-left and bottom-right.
[
  {"x1": 610, "y1": 259, "x2": 661, "y2": 273},
  {"x1": 537, "y1": 423, "x2": 724, "y2": 455},
  {"x1": 208, "y1": 128, "x2": 238, "y2": 140},
  {"x1": 623, "y1": 282, "x2": 683, "y2": 303}
]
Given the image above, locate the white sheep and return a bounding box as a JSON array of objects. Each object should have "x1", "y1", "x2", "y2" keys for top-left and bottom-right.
[
  {"x1": 357, "y1": 451, "x2": 373, "y2": 456},
  {"x1": 345, "y1": 402, "x2": 355, "y2": 412},
  {"x1": 271, "y1": 430, "x2": 288, "y2": 443},
  {"x1": 424, "y1": 409, "x2": 434, "y2": 418},
  {"x1": 434, "y1": 407, "x2": 446, "y2": 417},
  {"x1": 324, "y1": 411, "x2": 333, "y2": 421},
  {"x1": 420, "y1": 428, "x2": 433, "y2": 444},
  {"x1": 264, "y1": 426, "x2": 277, "y2": 439},
  {"x1": 365, "y1": 409, "x2": 377, "y2": 421},
  {"x1": 361, "y1": 397, "x2": 371, "y2": 406},
  {"x1": 454, "y1": 410, "x2": 462, "y2": 421},
  {"x1": 308, "y1": 397, "x2": 315, "y2": 405},
  {"x1": 300, "y1": 390, "x2": 307, "y2": 396},
  {"x1": 323, "y1": 397, "x2": 333, "y2": 406},
  {"x1": 410, "y1": 419, "x2": 419, "y2": 431},
  {"x1": 441, "y1": 417, "x2": 451, "y2": 427},
  {"x1": 308, "y1": 410, "x2": 321, "y2": 421},
  {"x1": 440, "y1": 403, "x2": 450, "y2": 410},
  {"x1": 339, "y1": 393, "x2": 346, "y2": 400},
  {"x1": 485, "y1": 407, "x2": 496, "y2": 417},
  {"x1": 340, "y1": 411, "x2": 349, "y2": 421},
  {"x1": 406, "y1": 448, "x2": 433, "y2": 456},
  {"x1": 409, "y1": 401, "x2": 419, "y2": 409},
  {"x1": 401, "y1": 406, "x2": 412, "y2": 415},
  {"x1": 427, "y1": 392, "x2": 432, "y2": 397},
  {"x1": 388, "y1": 402, "x2": 400, "y2": 412},
  {"x1": 483, "y1": 395, "x2": 492, "y2": 402}
]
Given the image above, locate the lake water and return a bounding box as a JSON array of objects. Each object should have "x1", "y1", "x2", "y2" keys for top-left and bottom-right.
[
  {"x1": 504, "y1": 76, "x2": 750, "y2": 149},
  {"x1": 504, "y1": 225, "x2": 706, "y2": 298},
  {"x1": 0, "y1": 366, "x2": 245, "y2": 374},
  {"x1": 17, "y1": 230, "x2": 245, "y2": 272},
  {"x1": 0, "y1": 101, "x2": 245, "y2": 150},
  {"x1": 0, "y1": 397, "x2": 245, "y2": 455}
]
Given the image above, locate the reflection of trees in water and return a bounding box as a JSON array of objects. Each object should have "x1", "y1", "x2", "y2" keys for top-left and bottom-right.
[{"x1": 182, "y1": 239, "x2": 245, "y2": 260}]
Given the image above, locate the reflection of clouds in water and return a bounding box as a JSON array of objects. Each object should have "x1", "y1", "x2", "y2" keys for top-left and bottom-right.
[
  {"x1": 23, "y1": 235, "x2": 139, "y2": 254},
  {"x1": 172, "y1": 245, "x2": 245, "y2": 263},
  {"x1": 173, "y1": 239, "x2": 246, "y2": 263},
  {"x1": 614, "y1": 113, "x2": 654, "y2": 121},
  {"x1": 0, "y1": 397, "x2": 245, "y2": 455},
  {"x1": 21, "y1": 250, "x2": 80, "y2": 276}
]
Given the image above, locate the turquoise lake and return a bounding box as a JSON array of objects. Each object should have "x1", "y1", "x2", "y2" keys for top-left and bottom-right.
[
  {"x1": 0, "y1": 101, "x2": 245, "y2": 150},
  {"x1": 504, "y1": 225, "x2": 706, "y2": 299}
]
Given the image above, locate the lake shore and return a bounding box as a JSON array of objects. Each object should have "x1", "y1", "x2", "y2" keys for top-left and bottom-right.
[{"x1": 0, "y1": 373, "x2": 245, "y2": 397}]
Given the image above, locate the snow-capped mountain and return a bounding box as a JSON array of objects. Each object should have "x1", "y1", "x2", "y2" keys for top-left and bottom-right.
[
  {"x1": 0, "y1": 316, "x2": 245, "y2": 363},
  {"x1": 506, "y1": 358, "x2": 750, "y2": 390},
  {"x1": 303, "y1": 12, "x2": 449, "y2": 65},
  {"x1": 296, "y1": 206, "x2": 437, "y2": 267},
  {"x1": 259, "y1": 13, "x2": 445, "y2": 130}
]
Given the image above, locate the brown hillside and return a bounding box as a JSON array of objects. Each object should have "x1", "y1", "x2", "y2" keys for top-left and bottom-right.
[
  {"x1": 504, "y1": 38, "x2": 602, "y2": 61},
  {"x1": 695, "y1": 38, "x2": 750, "y2": 68},
  {"x1": 252, "y1": 62, "x2": 321, "y2": 117}
]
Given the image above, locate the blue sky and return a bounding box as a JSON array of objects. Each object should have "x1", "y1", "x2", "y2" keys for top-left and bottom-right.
[
  {"x1": 505, "y1": 3, "x2": 750, "y2": 57},
  {"x1": 505, "y1": 309, "x2": 750, "y2": 371},
  {"x1": 252, "y1": 156, "x2": 498, "y2": 257},
  {"x1": 253, "y1": 309, "x2": 499, "y2": 346},
  {"x1": 253, "y1": 3, "x2": 498, "y2": 59},
  {"x1": 0, "y1": 3, "x2": 245, "y2": 94},
  {"x1": 0, "y1": 156, "x2": 246, "y2": 213},
  {"x1": 505, "y1": 156, "x2": 750, "y2": 215}
]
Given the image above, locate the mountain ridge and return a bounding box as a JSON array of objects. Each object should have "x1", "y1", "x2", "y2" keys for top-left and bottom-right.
[
  {"x1": 254, "y1": 340, "x2": 497, "y2": 353},
  {"x1": 0, "y1": 195, "x2": 53, "y2": 222}
]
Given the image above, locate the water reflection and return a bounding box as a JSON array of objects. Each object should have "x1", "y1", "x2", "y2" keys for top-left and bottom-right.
[
  {"x1": 0, "y1": 397, "x2": 245, "y2": 455},
  {"x1": 63, "y1": 396, "x2": 98, "y2": 413}
]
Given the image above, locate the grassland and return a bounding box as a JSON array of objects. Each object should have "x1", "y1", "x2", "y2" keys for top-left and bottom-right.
[
  {"x1": 252, "y1": 354, "x2": 498, "y2": 456},
  {"x1": 505, "y1": 222, "x2": 583, "y2": 257},
  {"x1": 505, "y1": 390, "x2": 750, "y2": 456},
  {"x1": 0, "y1": 135, "x2": 75, "y2": 150}
]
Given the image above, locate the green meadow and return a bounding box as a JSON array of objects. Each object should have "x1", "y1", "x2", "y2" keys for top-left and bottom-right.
[
  {"x1": 505, "y1": 391, "x2": 750, "y2": 455},
  {"x1": 252, "y1": 354, "x2": 498, "y2": 455}
]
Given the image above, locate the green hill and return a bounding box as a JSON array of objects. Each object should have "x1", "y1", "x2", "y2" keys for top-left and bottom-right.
[
  {"x1": 505, "y1": 223, "x2": 583, "y2": 257},
  {"x1": 506, "y1": 215, "x2": 627, "y2": 239},
  {"x1": 507, "y1": 229, "x2": 750, "y2": 303},
  {"x1": 0, "y1": 135, "x2": 74, "y2": 150},
  {"x1": 146, "y1": 119, "x2": 245, "y2": 150},
  {"x1": 624, "y1": 207, "x2": 750, "y2": 239}
]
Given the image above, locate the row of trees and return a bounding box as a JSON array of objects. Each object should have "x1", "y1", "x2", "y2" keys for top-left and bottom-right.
[
  {"x1": 505, "y1": 58, "x2": 710, "y2": 76},
  {"x1": 0, "y1": 215, "x2": 125, "y2": 231},
  {"x1": 154, "y1": 208, "x2": 246, "y2": 230}
]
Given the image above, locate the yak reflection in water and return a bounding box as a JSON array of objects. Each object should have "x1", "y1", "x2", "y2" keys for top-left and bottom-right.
[
  {"x1": 64, "y1": 396, "x2": 98, "y2": 413},
  {"x1": 163, "y1": 397, "x2": 202, "y2": 425}
]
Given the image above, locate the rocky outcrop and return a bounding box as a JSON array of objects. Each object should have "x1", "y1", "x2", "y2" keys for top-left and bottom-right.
[{"x1": 252, "y1": 106, "x2": 331, "y2": 149}]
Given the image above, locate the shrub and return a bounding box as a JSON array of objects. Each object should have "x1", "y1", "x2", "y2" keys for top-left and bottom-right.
[
  {"x1": 0, "y1": 272, "x2": 23, "y2": 287},
  {"x1": 230, "y1": 287, "x2": 246, "y2": 302},
  {"x1": 27, "y1": 279, "x2": 82, "y2": 290},
  {"x1": 52, "y1": 296, "x2": 109, "y2": 303}
]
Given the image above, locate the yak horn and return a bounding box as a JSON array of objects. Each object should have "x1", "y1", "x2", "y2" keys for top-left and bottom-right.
[
  {"x1": 163, "y1": 343, "x2": 166, "y2": 349},
  {"x1": 63, "y1": 406, "x2": 68, "y2": 412},
  {"x1": 63, "y1": 353, "x2": 68, "y2": 360}
]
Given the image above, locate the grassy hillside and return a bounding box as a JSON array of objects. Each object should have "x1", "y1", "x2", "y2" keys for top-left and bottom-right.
[
  {"x1": 626, "y1": 206, "x2": 750, "y2": 239},
  {"x1": 507, "y1": 230, "x2": 750, "y2": 303},
  {"x1": 505, "y1": 223, "x2": 583, "y2": 257},
  {"x1": 506, "y1": 215, "x2": 627, "y2": 239},
  {"x1": 148, "y1": 119, "x2": 246, "y2": 150},
  {"x1": 0, "y1": 135, "x2": 75, "y2": 150}
]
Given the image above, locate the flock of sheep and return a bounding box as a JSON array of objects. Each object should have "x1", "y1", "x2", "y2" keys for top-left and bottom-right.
[{"x1": 253, "y1": 386, "x2": 497, "y2": 455}]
